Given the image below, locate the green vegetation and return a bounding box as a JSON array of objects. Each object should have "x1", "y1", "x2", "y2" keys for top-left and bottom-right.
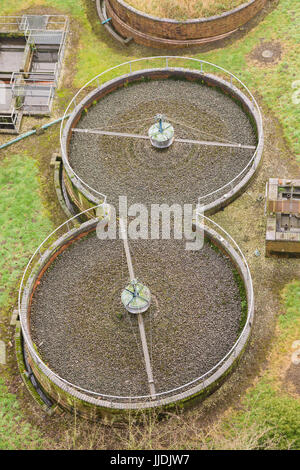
[
  {"x1": 0, "y1": 378, "x2": 44, "y2": 450},
  {"x1": 228, "y1": 380, "x2": 300, "y2": 449},
  {"x1": 280, "y1": 280, "x2": 300, "y2": 333},
  {"x1": 0, "y1": 0, "x2": 85, "y2": 18},
  {"x1": 0, "y1": 154, "x2": 53, "y2": 450},
  {"x1": 198, "y1": 1, "x2": 300, "y2": 161},
  {"x1": 0, "y1": 155, "x2": 53, "y2": 310},
  {"x1": 219, "y1": 281, "x2": 300, "y2": 450}
]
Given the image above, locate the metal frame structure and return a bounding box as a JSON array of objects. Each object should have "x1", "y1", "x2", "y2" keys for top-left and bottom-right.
[
  {"x1": 10, "y1": 72, "x2": 56, "y2": 115},
  {"x1": 19, "y1": 205, "x2": 254, "y2": 411},
  {"x1": 0, "y1": 15, "x2": 68, "y2": 34},
  {"x1": 265, "y1": 178, "x2": 300, "y2": 256},
  {"x1": 0, "y1": 15, "x2": 69, "y2": 130}
]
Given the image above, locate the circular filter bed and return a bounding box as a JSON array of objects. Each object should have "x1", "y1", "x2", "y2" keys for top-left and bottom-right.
[
  {"x1": 100, "y1": 1, "x2": 268, "y2": 48},
  {"x1": 29, "y1": 228, "x2": 245, "y2": 400},
  {"x1": 67, "y1": 75, "x2": 258, "y2": 211},
  {"x1": 125, "y1": 0, "x2": 246, "y2": 20}
]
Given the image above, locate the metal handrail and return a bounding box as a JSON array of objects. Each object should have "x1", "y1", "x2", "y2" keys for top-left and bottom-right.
[
  {"x1": 6, "y1": 15, "x2": 68, "y2": 115},
  {"x1": 60, "y1": 56, "x2": 263, "y2": 208},
  {"x1": 19, "y1": 204, "x2": 254, "y2": 403}
]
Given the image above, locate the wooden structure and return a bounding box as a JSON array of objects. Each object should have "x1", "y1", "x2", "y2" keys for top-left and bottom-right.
[{"x1": 265, "y1": 178, "x2": 300, "y2": 256}]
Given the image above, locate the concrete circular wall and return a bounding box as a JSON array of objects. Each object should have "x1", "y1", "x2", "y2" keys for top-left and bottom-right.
[
  {"x1": 19, "y1": 216, "x2": 254, "y2": 420},
  {"x1": 103, "y1": 0, "x2": 267, "y2": 48},
  {"x1": 60, "y1": 67, "x2": 263, "y2": 216}
]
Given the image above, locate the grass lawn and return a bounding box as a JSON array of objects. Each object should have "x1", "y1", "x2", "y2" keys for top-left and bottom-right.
[
  {"x1": 0, "y1": 155, "x2": 53, "y2": 310},
  {"x1": 0, "y1": 377, "x2": 44, "y2": 450},
  {"x1": 0, "y1": 0, "x2": 299, "y2": 450},
  {"x1": 0, "y1": 155, "x2": 53, "y2": 450},
  {"x1": 219, "y1": 281, "x2": 300, "y2": 450}
]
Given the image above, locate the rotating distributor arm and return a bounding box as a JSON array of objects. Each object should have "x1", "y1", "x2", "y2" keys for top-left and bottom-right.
[
  {"x1": 72, "y1": 113, "x2": 256, "y2": 151},
  {"x1": 119, "y1": 218, "x2": 155, "y2": 398}
]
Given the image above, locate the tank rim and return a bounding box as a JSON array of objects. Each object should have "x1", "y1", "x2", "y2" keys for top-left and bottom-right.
[
  {"x1": 19, "y1": 207, "x2": 254, "y2": 411},
  {"x1": 60, "y1": 59, "x2": 263, "y2": 215}
]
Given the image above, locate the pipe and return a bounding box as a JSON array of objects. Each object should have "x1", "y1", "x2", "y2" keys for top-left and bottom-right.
[
  {"x1": 0, "y1": 114, "x2": 71, "y2": 151},
  {"x1": 101, "y1": 17, "x2": 111, "y2": 24}
]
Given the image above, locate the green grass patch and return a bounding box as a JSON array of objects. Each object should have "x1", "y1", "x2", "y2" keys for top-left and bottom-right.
[
  {"x1": 279, "y1": 280, "x2": 300, "y2": 332},
  {"x1": 0, "y1": 154, "x2": 52, "y2": 310},
  {"x1": 0, "y1": 377, "x2": 44, "y2": 450},
  {"x1": 218, "y1": 280, "x2": 300, "y2": 450},
  {"x1": 0, "y1": 154, "x2": 52, "y2": 449},
  {"x1": 195, "y1": 0, "x2": 300, "y2": 159},
  {"x1": 126, "y1": 0, "x2": 246, "y2": 20},
  {"x1": 0, "y1": 0, "x2": 85, "y2": 18},
  {"x1": 224, "y1": 380, "x2": 300, "y2": 450}
]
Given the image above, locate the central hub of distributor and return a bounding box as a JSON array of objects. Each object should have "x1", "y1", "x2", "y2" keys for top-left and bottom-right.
[
  {"x1": 121, "y1": 279, "x2": 151, "y2": 314},
  {"x1": 148, "y1": 114, "x2": 174, "y2": 149}
]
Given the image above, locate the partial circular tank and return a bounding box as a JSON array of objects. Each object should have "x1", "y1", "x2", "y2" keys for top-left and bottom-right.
[{"x1": 97, "y1": 0, "x2": 267, "y2": 48}]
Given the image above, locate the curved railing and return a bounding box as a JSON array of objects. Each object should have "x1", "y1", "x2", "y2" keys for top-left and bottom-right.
[
  {"x1": 19, "y1": 205, "x2": 254, "y2": 406},
  {"x1": 60, "y1": 56, "x2": 263, "y2": 210}
]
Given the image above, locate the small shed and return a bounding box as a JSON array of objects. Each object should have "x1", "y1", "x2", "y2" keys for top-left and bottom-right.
[{"x1": 265, "y1": 178, "x2": 300, "y2": 256}]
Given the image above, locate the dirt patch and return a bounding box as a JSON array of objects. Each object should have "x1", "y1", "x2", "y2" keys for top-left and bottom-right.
[
  {"x1": 248, "y1": 40, "x2": 282, "y2": 67},
  {"x1": 285, "y1": 363, "x2": 300, "y2": 397}
]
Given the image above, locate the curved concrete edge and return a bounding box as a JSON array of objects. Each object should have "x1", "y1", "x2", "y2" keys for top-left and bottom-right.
[
  {"x1": 15, "y1": 322, "x2": 57, "y2": 415},
  {"x1": 19, "y1": 221, "x2": 253, "y2": 418},
  {"x1": 61, "y1": 67, "x2": 263, "y2": 217},
  {"x1": 110, "y1": 0, "x2": 259, "y2": 24},
  {"x1": 104, "y1": 0, "x2": 267, "y2": 47},
  {"x1": 52, "y1": 153, "x2": 76, "y2": 220},
  {"x1": 200, "y1": 73, "x2": 264, "y2": 215},
  {"x1": 96, "y1": 0, "x2": 132, "y2": 44},
  {"x1": 105, "y1": 2, "x2": 237, "y2": 48},
  {"x1": 203, "y1": 136, "x2": 264, "y2": 215}
]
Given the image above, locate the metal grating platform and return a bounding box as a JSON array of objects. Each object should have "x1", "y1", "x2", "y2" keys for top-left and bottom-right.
[
  {"x1": 20, "y1": 15, "x2": 49, "y2": 31},
  {"x1": 0, "y1": 15, "x2": 69, "y2": 132},
  {"x1": 28, "y1": 31, "x2": 64, "y2": 46}
]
